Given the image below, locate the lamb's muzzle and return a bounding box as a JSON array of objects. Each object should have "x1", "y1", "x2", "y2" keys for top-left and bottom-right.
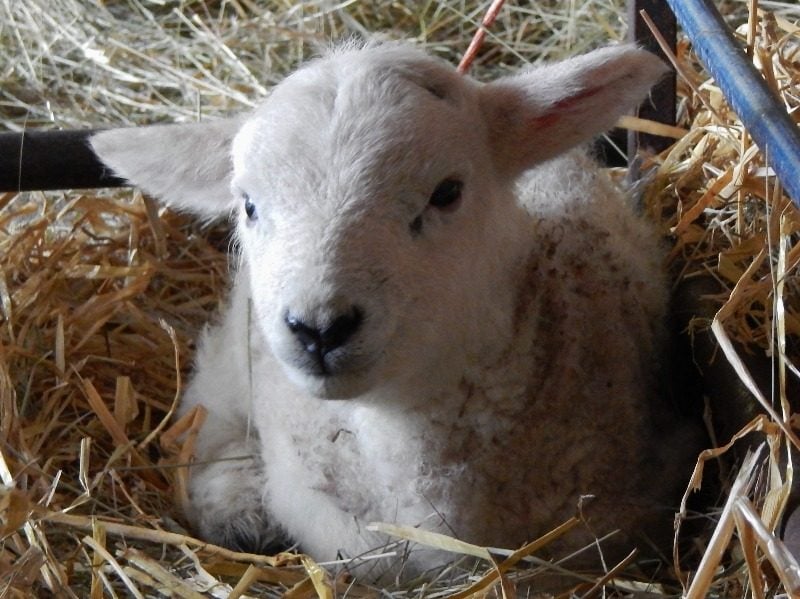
[{"x1": 284, "y1": 306, "x2": 364, "y2": 374}]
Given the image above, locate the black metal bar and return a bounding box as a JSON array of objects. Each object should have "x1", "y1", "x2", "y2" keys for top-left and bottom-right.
[
  {"x1": 0, "y1": 129, "x2": 126, "y2": 192},
  {"x1": 627, "y1": 0, "x2": 678, "y2": 160}
]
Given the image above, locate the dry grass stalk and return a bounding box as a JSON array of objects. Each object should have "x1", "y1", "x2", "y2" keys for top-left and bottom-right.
[{"x1": 2, "y1": 0, "x2": 800, "y2": 597}]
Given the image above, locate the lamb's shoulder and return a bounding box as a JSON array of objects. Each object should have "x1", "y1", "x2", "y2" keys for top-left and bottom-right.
[{"x1": 516, "y1": 149, "x2": 667, "y2": 334}]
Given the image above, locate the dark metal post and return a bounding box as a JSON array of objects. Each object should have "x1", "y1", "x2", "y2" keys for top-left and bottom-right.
[{"x1": 627, "y1": 0, "x2": 678, "y2": 160}]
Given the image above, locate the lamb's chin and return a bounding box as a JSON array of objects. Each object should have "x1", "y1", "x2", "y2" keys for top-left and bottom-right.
[{"x1": 283, "y1": 365, "x2": 378, "y2": 400}]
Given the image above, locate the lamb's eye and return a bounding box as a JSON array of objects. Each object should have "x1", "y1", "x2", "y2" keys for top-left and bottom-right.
[
  {"x1": 429, "y1": 178, "x2": 463, "y2": 211},
  {"x1": 243, "y1": 193, "x2": 257, "y2": 221}
]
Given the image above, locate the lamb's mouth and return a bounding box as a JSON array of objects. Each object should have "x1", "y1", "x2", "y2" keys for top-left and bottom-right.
[
  {"x1": 302, "y1": 368, "x2": 377, "y2": 400},
  {"x1": 292, "y1": 345, "x2": 362, "y2": 377},
  {"x1": 287, "y1": 352, "x2": 380, "y2": 400}
]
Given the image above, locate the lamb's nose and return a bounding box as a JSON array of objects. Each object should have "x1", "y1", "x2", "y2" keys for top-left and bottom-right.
[{"x1": 285, "y1": 307, "x2": 364, "y2": 357}]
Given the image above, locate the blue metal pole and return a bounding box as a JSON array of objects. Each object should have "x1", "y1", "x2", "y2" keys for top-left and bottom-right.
[{"x1": 665, "y1": 0, "x2": 800, "y2": 206}]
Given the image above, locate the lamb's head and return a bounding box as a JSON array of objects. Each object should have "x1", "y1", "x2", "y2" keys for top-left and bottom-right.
[{"x1": 92, "y1": 42, "x2": 666, "y2": 399}]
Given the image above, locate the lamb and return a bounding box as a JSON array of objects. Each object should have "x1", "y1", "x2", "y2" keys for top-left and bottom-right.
[{"x1": 91, "y1": 41, "x2": 699, "y2": 577}]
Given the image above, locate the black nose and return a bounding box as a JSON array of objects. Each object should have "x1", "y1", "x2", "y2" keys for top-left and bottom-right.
[{"x1": 285, "y1": 307, "x2": 364, "y2": 359}]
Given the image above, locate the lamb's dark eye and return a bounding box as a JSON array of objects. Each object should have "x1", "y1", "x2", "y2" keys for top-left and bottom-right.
[
  {"x1": 429, "y1": 178, "x2": 463, "y2": 211},
  {"x1": 409, "y1": 178, "x2": 464, "y2": 237},
  {"x1": 243, "y1": 193, "x2": 257, "y2": 221}
]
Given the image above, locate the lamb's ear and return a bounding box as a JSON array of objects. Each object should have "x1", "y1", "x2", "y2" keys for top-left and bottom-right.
[
  {"x1": 480, "y1": 45, "x2": 667, "y2": 175},
  {"x1": 90, "y1": 117, "x2": 244, "y2": 217}
]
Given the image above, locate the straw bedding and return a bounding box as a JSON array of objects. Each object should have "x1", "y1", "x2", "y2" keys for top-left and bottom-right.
[{"x1": 2, "y1": 1, "x2": 800, "y2": 597}]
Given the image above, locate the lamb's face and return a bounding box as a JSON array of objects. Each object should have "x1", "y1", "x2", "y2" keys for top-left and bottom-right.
[
  {"x1": 90, "y1": 43, "x2": 667, "y2": 399},
  {"x1": 230, "y1": 47, "x2": 511, "y2": 399}
]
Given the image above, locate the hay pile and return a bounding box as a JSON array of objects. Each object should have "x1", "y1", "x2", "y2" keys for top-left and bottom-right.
[
  {"x1": 1, "y1": 0, "x2": 800, "y2": 597},
  {"x1": 0, "y1": 0, "x2": 629, "y2": 129},
  {"x1": 641, "y1": 8, "x2": 800, "y2": 596}
]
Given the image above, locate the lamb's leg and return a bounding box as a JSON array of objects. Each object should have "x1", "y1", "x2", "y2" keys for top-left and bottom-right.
[
  {"x1": 186, "y1": 433, "x2": 282, "y2": 553},
  {"x1": 179, "y1": 277, "x2": 286, "y2": 554}
]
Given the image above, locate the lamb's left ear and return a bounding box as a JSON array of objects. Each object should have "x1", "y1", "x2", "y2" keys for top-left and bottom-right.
[
  {"x1": 480, "y1": 45, "x2": 667, "y2": 176},
  {"x1": 91, "y1": 116, "x2": 244, "y2": 218}
]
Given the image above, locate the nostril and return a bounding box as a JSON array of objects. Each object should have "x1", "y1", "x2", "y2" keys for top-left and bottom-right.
[
  {"x1": 284, "y1": 306, "x2": 364, "y2": 357},
  {"x1": 321, "y1": 306, "x2": 363, "y2": 351},
  {"x1": 285, "y1": 314, "x2": 323, "y2": 355}
]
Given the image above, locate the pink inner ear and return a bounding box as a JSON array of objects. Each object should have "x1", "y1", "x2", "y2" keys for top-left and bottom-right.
[{"x1": 529, "y1": 85, "x2": 603, "y2": 129}]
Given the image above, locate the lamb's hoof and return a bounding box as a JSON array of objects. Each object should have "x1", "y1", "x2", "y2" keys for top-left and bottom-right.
[
  {"x1": 206, "y1": 509, "x2": 290, "y2": 555},
  {"x1": 185, "y1": 446, "x2": 287, "y2": 555}
]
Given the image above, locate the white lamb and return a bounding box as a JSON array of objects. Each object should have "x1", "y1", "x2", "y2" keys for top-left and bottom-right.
[{"x1": 91, "y1": 42, "x2": 698, "y2": 577}]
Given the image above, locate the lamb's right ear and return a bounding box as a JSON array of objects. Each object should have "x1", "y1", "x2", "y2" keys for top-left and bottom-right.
[
  {"x1": 480, "y1": 45, "x2": 667, "y2": 177},
  {"x1": 90, "y1": 117, "x2": 244, "y2": 217}
]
